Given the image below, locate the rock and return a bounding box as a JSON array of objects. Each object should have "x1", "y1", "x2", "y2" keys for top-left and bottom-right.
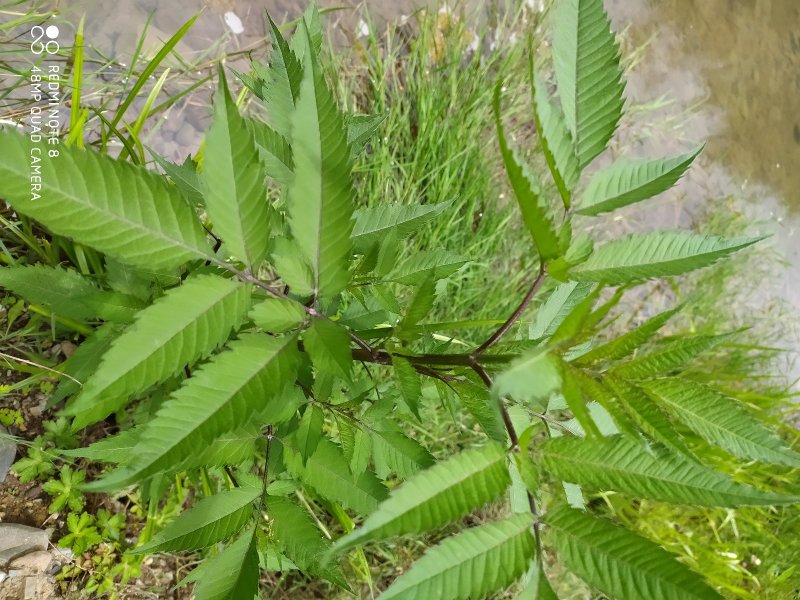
[
  {"x1": 9, "y1": 551, "x2": 52, "y2": 574},
  {"x1": 23, "y1": 576, "x2": 38, "y2": 599},
  {"x1": 0, "y1": 525, "x2": 48, "y2": 568},
  {"x1": 0, "y1": 426, "x2": 15, "y2": 483}
]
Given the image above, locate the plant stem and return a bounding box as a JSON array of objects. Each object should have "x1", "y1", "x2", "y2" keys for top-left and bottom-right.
[
  {"x1": 471, "y1": 361, "x2": 544, "y2": 563},
  {"x1": 218, "y1": 260, "x2": 378, "y2": 358},
  {"x1": 472, "y1": 263, "x2": 547, "y2": 358},
  {"x1": 259, "y1": 425, "x2": 273, "y2": 512}
]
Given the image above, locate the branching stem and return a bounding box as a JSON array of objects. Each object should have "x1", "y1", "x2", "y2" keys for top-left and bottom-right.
[{"x1": 472, "y1": 263, "x2": 547, "y2": 358}]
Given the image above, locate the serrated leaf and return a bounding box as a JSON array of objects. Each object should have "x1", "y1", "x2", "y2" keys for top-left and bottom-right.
[
  {"x1": 266, "y1": 496, "x2": 347, "y2": 587},
  {"x1": 61, "y1": 426, "x2": 141, "y2": 464},
  {"x1": 393, "y1": 357, "x2": 422, "y2": 418},
  {"x1": 398, "y1": 277, "x2": 436, "y2": 337},
  {"x1": 604, "y1": 376, "x2": 693, "y2": 458},
  {"x1": 151, "y1": 152, "x2": 204, "y2": 205},
  {"x1": 609, "y1": 333, "x2": 729, "y2": 379},
  {"x1": 568, "y1": 232, "x2": 761, "y2": 285},
  {"x1": 244, "y1": 117, "x2": 293, "y2": 185},
  {"x1": 578, "y1": 148, "x2": 702, "y2": 216},
  {"x1": 0, "y1": 129, "x2": 212, "y2": 270},
  {"x1": 530, "y1": 282, "x2": 595, "y2": 341},
  {"x1": 272, "y1": 238, "x2": 315, "y2": 296},
  {"x1": 493, "y1": 351, "x2": 561, "y2": 410},
  {"x1": 560, "y1": 361, "x2": 601, "y2": 439},
  {"x1": 351, "y1": 202, "x2": 450, "y2": 250},
  {"x1": 350, "y1": 428, "x2": 372, "y2": 475},
  {"x1": 538, "y1": 434, "x2": 798, "y2": 507},
  {"x1": 371, "y1": 429, "x2": 434, "y2": 479},
  {"x1": 531, "y1": 69, "x2": 579, "y2": 205},
  {"x1": 390, "y1": 250, "x2": 468, "y2": 285},
  {"x1": 192, "y1": 524, "x2": 259, "y2": 600},
  {"x1": 48, "y1": 323, "x2": 122, "y2": 408},
  {"x1": 0, "y1": 265, "x2": 138, "y2": 323},
  {"x1": 570, "y1": 370, "x2": 639, "y2": 439},
  {"x1": 451, "y1": 380, "x2": 507, "y2": 443},
  {"x1": 642, "y1": 378, "x2": 800, "y2": 467},
  {"x1": 575, "y1": 305, "x2": 681, "y2": 364},
  {"x1": 379, "y1": 514, "x2": 536, "y2": 600},
  {"x1": 287, "y1": 26, "x2": 354, "y2": 299},
  {"x1": 86, "y1": 333, "x2": 300, "y2": 490},
  {"x1": 178, "y1": 427, "x2": 261, "y2": 471},
  {"x1": 134, "y1": 486, "x2": 260, "y2": 554},
  {"x1": 263, "y1": 15, "x2": 302, "y2": 138},
  {"x1": 203, "y1": 68, "x2": 270, "y2": 268},
  {"x1": 304, "y1": 318, "x2": 353, "y2": 381},
  {"x1": 347, "y1": 112, "x2": 387, "y2": 159},
  {"x1": 553, "y1": 0, "x2": 625, "y2": 169},
  {"x1": 65, "y1": 275, "x2": 250, "y2": 428},
  {"x1": 494, "y1": 85, "x2": 560, "y2": 260},
  {"x1": 296, "y1": 405, "x2": 324, "y2": 461},
  {"x1": 293, "y1": 438, "x2": 387, "y2": 515},
  {"x1": 333, "y1": 443, "x2": 510, "y2": 553},
  {"x1": 249, "y1": 296, "x2": 306, "y2": 333},
  {"x1": 545, "y1": 506, "x2": 723, "y2": 600},
  {"x1": 290, "y1": 3, "x2": 323, "y2": 60},
  {"x1": 516, "y1": 563, "x2": 559, "y2": 600}
]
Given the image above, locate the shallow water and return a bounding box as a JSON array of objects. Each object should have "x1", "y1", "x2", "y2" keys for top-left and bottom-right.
[{"x1": 13, "y1": 0, "x2": 800, "y2": 366}]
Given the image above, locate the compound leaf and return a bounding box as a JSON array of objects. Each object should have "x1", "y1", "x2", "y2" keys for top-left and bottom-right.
[
  {"x1": 134, "y1": 486, "x2": 260, "y2": 554},
  {"x1": 0, "y1": 265, "x2": 140, "y2": 323},
  {"x1": 553, "y1": 0, "x2": 625, "y2": 168},
  {"x1": 642, "y1": 378, "x2": 800, "y2": 467},
  {"x1": 263, "y1": 15, "x2": 302, "y2": 138},
  {"x1": 333, "y1": 443, "x2": 510, "y2": 553},
  {"x1": 531, "y1": 69, "x2": 579, "y2": 205},
  {"x1": 65, "y1": 275, "x2": 250, "y2": 428},
  {"x1": 545, "y1": 506, "x2": 723, "y2": 600},
  {"x1": 569, "y1": 232, "x2": 761, "y2": 285},
  {"x1": 538, "y1": 435, "x2": 798, "y2": 507},
  {"x1": 379, "y1": 514, "x2": 536, "y2": 600},
  {"x1": 609, "y1": 333, "x2": 729, "y2": 379},
  {"x1": 304, "y1": 318, "x2": 353, "y2": 382},
  {"x1": 575, "y1": 305, "x2": 681, "y2": 364},
  {"x1": 287, "y1": 26, "x2": 354, "y2": 299},
  {"x1": 371, "y1": 429, "x2": 435, "y2": 479},
  {"x1": 351, "y1": 202, "x2": 450, "y2": 250},
  {"x1": 86, "y1": 333, "x2": 300, "y2": 490},
  {"x1": 0, "y1": 129, "x2": 212, "y2": 270},
  {"x1": 578, "y1": 148, "x2": 702, "y2": 216},
  {"x1": 293, "y1": 438, "x2": 388, "y2": 515},
  {"x1": 203, "y1": 68, "x2": 270, "y2": 268},
  {"x1": 266, "y1": 495, "x2": 347, "y2": 587},
  {"x1": 191, "y1": 524, "x2": 259, "y2": 600},
  {"x1": 249, "y1": 296, "x2": 306, "y2": 333},
  {"x1": 494, "y1": 85, "x2": 560, "y2": 260}
]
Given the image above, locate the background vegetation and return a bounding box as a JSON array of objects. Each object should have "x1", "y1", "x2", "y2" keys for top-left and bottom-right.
[{"x1": 0, "y1": 2, "x2": 798, "y2": 598}]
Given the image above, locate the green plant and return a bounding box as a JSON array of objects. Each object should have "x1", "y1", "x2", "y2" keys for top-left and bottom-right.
[
  {"x1": 1, "y1": 2, "x2": 798, "y2": 599},
  {"x1": 59, "y1": 511, "x2": 103, "y2": 555},
  {"x1": 42, "y1": 465, "x2": 86, "y2": 512},
  {"x1": 12, "y1": 436, "x2": 57, "y2": 482}
]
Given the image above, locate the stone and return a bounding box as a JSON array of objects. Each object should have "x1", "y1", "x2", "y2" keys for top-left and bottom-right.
[
  {"x1": 0, "y1": 525, "x2": 48, "y2": 568},
  {"x1": 9, "y1": 551, "x2": 52, "y2": 574},
  {"x1": 0, "y1": 425, "x2": 15, "y2": 483}
]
